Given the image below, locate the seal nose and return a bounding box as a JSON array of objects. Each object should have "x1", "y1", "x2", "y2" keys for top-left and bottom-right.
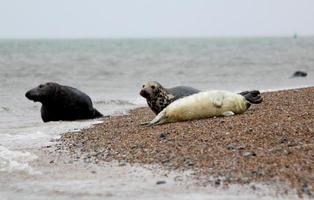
[
  {"x1": 25, "y1": 89, "x2": 39, "y2": 102},
  {"x1": 25, "y1": 90, "x2": 32, "y2": 99},
  {"x1": 140, "y1": 89, "x2": 150, "y2": 98}
]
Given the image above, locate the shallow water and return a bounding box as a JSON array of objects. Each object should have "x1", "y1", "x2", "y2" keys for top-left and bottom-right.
[{"x1": 0, "y1": 37, "x2": 313, "y2": 199}]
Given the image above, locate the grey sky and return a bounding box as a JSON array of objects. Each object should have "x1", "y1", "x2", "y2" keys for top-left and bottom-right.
[{"x1": 1, "y1": 0, "x2": 314, "y2": 38}]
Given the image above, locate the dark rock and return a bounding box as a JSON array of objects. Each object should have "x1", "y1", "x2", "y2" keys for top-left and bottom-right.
[
  {"x1": 302, "y1": 183, "x2": 312, "y2": 196},
  {"x1": 245, "y1": 128, "x2": 253, "y2": 133},
  {"x1": 291, "y1": 71, "x2": 307, "y2": 78},
  {"x1": 251, "y1": 185, "x2": 257, "y2": 191},
  {"x1": 214, "y1": 179, "x2": 221, "y2": 186},
  {"x1": 243, "y1": 151, "x2": 256, "y2": 157},
  {"x1": 118, "y1": 161, "x2": 127, "y2": 166},
  {"x1": 237, "y1": 144, "x2": 246, "y2": 150},
  {"x1": 227, "y1": 144, "x2": 236, "y2": 151},
  {"x1": 159, "y1": 132, "x2": 168, "y2": 140},
  {"x1": 184, "y1": 159, "x2": 194, "y2": 166},
  {"x1": 156, "y1": 180, "x2": 166, "y2": 185}
]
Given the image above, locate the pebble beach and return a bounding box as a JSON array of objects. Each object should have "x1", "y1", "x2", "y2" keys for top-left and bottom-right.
[{"x1": 57, "y1": 87, "x2": 314, "y2": 197}]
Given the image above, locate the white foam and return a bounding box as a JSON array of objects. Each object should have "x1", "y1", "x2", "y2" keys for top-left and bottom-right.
[
  {"x1": 0, "y1": 119, "x2": 103, "y2": 149},
  {"x1": 0, "y1": 146, "x2": 40, "y2": 175}
]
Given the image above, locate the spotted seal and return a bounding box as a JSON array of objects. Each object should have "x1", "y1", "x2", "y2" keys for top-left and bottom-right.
[{"x1": 140, "y1": 81, "x2": 200, "y2": 115}]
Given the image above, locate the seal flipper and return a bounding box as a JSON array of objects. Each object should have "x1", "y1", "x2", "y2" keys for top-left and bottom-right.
[
  {"x1": 147, "y1": 110, "x2": 167, "y2": 126},
  {"x1": 140, "y1": 121, "x2": 150, "y2": 126},
  {"x1": 222, "y1": 111, "x2": 235, "y2": 117},
  {"x1": 93, "y1": 109, "x2": 104, "y2": 118},
  {"x1": 240, "y1": 90, "x2": 263, "y2": 104}
]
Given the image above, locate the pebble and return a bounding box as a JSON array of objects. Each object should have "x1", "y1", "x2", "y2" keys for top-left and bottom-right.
[
  {"x1": 214, "y1": 179, "x2": 221, "y2": 186},
  {"x1": 159, "y1": 132, "x2": 168, "y2": 140},
  {"x1": 227, "y1": 144, "x2": 236, "y2": 151},
  {"x1": 118, "y1": 161, "x2": 127, "y2": 166},
  {"x1": 242, "y1": 151, "x2": 256, "y2": 157}
]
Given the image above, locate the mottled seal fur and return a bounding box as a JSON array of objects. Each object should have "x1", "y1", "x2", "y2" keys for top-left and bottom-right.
[
  {"x1": 147, "y1": 90, "x2": 262, "y2": 126},
  {"x1": 140, "y1": 81, "x2": 200, "y2": 114},
  {"x1": 25, "y1": 82, "x2": 103, "y2": 122}
]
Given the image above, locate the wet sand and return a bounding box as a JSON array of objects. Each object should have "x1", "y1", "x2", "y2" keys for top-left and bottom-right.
[{"x1": 58, "y1": 87, "x2": 314, "y2": 197}]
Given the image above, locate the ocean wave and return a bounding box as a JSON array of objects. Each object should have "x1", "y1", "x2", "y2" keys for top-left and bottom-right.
[
  {"x1": 94, "y1": 99, "x2": 136, "y2": 106},
  {"x1": 0, "y1": 146, "x2": 40, "y2": 175},
  {"x1": 0, "y1": 107, "x2": 10, "y2": 112}
]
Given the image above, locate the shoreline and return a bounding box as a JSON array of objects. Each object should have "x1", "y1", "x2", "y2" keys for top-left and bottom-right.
[{"x1": 57, "y1": 87, "x2": 314, "y2": 197}]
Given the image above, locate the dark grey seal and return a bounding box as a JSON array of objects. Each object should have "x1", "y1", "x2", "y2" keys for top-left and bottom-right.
[
  {"x1": 291, "y1": 71, "x2": 307, "y2": 78},
  {"x1": 25, "y1": 82, "x2": 103, "y2": 122},
  {"x1": 139, "y1": 81, "x2": 200, "y2": 115}
]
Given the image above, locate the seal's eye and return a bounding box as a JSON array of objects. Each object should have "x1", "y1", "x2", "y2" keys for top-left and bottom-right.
[
  {"x1": 151, "y1": 85, "x2": 155, "y2": 89},
  {"x1": 142, "y1": 85, "x2": 145, "y2": 88},
  {"x1": 39, "y1": 85, "x2": 44, "y2": 88}
]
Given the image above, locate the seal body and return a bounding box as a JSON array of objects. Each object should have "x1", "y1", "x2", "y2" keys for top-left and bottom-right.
[
  {"x1": 148, "y1": 90, "x2": 261, "y2": 125},
  {"x1": 140, "y1": 81, "x2": 200, "y2": 115},
  {"x1": 25, "y1": 82, "x2": 103, "y2": 122},
  {"x1": 291, "y1": 71, "x2": 307, "y2": 78}
]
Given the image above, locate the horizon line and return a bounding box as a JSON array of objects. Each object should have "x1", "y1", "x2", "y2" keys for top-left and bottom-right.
[{"x1": 0, "y1": 34, "x2": 313, "y2": 40}]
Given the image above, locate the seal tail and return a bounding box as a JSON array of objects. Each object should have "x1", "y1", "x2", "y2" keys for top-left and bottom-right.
[
  {"x1": 239, "y1": 90, "x2": 263, "y2": 104},
  {"x1": 93, "y1": 109, "x2": 104, "y2": 118}
]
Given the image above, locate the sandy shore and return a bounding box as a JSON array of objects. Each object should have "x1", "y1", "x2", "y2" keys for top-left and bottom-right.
[{"x1": 58, "y1": 87, "x2": 314, "y2": 197}]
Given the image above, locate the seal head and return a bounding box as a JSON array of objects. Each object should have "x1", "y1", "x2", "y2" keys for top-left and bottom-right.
[
  {"x1": 140, "y1": 81, "x2": 174, "y2": 115},
  {"x1": 140, "y1": 81, "x2": 200, "y2": 115},
  {"x1": 25, "y1": 82, "x2": 58, "y2": 102}
]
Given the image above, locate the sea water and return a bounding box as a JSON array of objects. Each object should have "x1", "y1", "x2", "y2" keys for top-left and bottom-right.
[{"x1": 0, "y1": 37, "x2": 313, "y2": 199}]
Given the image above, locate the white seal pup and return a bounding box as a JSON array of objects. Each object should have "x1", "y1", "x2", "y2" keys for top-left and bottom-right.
[{"x1": 147, "y1": 90, "x2": 262, "y2": 126}]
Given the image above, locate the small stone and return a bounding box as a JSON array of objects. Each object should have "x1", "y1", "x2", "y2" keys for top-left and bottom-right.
[
  {"x1": 301, "y1": 183, "x2": 312, "y2": 196},
  {"x1": 118, "y1": 161, "x2": 127, "y2": 166},
  {"x1": 237, "y1": 144, "x2": 246, "y2": 150},
  {"x1": 156, "y1": 180, "x2": 166, "y2": 185},
  {"x1": 251, "y1": 185, "x2": 257, "y2": 191},
  {"x1": 174, "y1": 176, "x2": 183, "y2": 182},
  {"x1": 227, "y1": 144, "x2": 236, "y2": 151},
  {"x1": 159, "y1": 132, "x2": 168, "y2": 140},
  {"x1": 243, "y1": 151, "x2": 256, "y2": 157},
  {"x1": 241, "y1": 177, "x2": 250, "y2": 183},
  {"x1": 245, "y1": 128, "x2": 253, "y2": 133},
  {"x1": 184, "y1": 159, "x2": 194, "y2": 166},
  {"x1": 49, "y1": 160, "x2": 54, "y2": 164},
  {"x1": 214, "y1": 179, "x2": 221, "y2": 186},
  {"x1": 283, "y1": 150, "x2": 291, "y2": 155},
  {"x1": 280, "y1": 137, "x2": 288, "y2": 144}
]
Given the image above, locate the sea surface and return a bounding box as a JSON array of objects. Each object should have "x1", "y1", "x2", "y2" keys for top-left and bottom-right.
[{"x1": 0, "y1": 37, "x2": 313, "y2": 199}]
